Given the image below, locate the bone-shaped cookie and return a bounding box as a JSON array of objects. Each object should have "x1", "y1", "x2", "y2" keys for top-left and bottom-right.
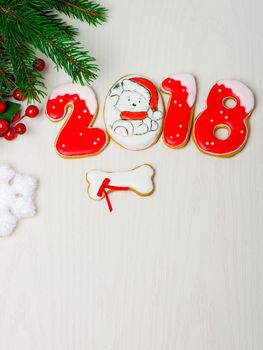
[{"x1": 86, "y1": 164, "x2": 155, "y2": 211}]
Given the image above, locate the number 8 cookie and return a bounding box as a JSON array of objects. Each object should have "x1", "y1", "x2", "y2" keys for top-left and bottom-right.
[{"x1": 193, "y1": 80, "x2": 255, "y2": 157}]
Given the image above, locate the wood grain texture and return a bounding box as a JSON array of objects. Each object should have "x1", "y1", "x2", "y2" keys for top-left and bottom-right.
[{"x1": 0, "y1": 0, "x2": 262, "y2": 349}]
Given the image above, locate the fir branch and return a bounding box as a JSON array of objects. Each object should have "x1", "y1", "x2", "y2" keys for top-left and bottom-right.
[
  {"x1": 8, "y1": 4, "x2": 99, "y2": 83},
  {"x1": 40, "y1": 9, "x2": 79, "y2": 39},
  {"x1": 0, "y1": 41, "x2": 16, "y2": 100},
  {"x1": 53, "y1": 0, "x2": 108, "y2": 26},
  {"x1": 0, "y1": 11, "x2": 45, "y2": 102},
  {"x1": 0, "y1": 0, "x2": 108, "y2": 102},
  {"x1": 4, "y1": 0, "x2": 108, "y2": 26}
]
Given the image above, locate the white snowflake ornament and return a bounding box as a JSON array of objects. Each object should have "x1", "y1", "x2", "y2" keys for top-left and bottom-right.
[{"x1": 0, "y1": 164, "x2": 37, "y2": 237}]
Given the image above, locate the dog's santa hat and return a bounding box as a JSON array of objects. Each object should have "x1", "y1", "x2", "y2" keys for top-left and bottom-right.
[{"x1": 122, "y1": 77, "x2": 159, "y2": 111}]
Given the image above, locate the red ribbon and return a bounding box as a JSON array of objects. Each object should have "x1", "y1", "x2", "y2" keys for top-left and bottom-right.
[
  {"x1": 97, "y1": 178, "x2": 129, "y2": 212},
  {"x1": 120, "y1": 111, "x2": 147, "y2": 120}
]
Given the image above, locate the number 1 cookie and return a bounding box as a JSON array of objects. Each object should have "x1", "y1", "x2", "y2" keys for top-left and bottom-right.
[
  {"x1": 46, "y1": 83, "x2": 108, "y2": 158},
  {"x1": 193, "y1": 80, "x2": 255, "y2": 157},
  {"x1": 161, "y1": 74, "x2": 197, "y2": 148}
]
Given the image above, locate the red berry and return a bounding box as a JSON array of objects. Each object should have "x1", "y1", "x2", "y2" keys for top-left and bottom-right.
[
  {"x1": 0, "y1": 119, "x2": 9, "y2": 134},
  {"x1": 25, "y1": 105, "x2": 39, "y2": 118},
  {"x1": 15, "y1": 123, "x2": 27, "y2": 135},
  {"x1": 33, "y1": 58, "x2": 46, "y2": 72},
  {"x1": 0, "y1": 101, "x2": 7, "y2": 114},
  {"x1": 13, "y1": 89, "x2": 27, "y2": 101},
  {"x1": 12, "y1": 112, "x2": 21, "y2": 124},
  {"x1": 3, "y1": 128, "x2": 16, "y2": 141}
]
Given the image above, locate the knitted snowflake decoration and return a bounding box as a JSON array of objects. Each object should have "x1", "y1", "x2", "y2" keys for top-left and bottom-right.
[{"x1": 0, "y1": 164, "x2": 37, "y2": 237}]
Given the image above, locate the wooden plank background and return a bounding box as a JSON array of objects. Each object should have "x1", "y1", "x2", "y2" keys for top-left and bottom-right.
[{"x1": 0, "y1": 0, "x2": 262, "y2": 349}]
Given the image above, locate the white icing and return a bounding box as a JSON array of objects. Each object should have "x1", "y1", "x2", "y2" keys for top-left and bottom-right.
[
  {"x1": 87, "y1": 164, "x2": 155, "y2": 201},
  {"x1": 169, "y1": 74, "x2": 197, "y2": 107},
  {"x1": 49, "y1": 83, "x2": 97, "y2": 115},
  {"x1": 0, "y1": 164, "x2": 37, "y2": 237},
  {"x1": 104, "y1": 75, "x2": 164, "y2": 151},
  {"x1": 217, "y1": 80, "x2": 255, "y2": 113},
  {"x1": 122, "y1": 79, "x2": 151, "y2": 101}
]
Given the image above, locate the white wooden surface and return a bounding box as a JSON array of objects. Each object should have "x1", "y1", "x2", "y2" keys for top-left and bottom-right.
[{"x1": 0, "y1": 0, "x2": 262, "y2": 349}]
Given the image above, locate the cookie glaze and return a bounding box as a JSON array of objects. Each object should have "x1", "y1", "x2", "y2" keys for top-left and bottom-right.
[
  {"x1": 104, "y1": 75, "x2": 164, "y2": 150},
  {"x1": 161, "y1": 74, "x2": 196, "y2": 148},
  {"x1": 46, "y1": 83, "x2": 108, "y2": 158},
  {"x1": 193, "y1": 80, "x2": 255, "y2": 157}
]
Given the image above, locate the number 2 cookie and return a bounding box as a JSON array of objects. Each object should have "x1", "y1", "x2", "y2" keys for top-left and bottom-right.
[
  {"x1": 104, "y1": 75, "x2": 164, "y2": 151},
  {"x1": 46, "y1": 83, "x2": 108, "y2": 158},
  {"x1": 193, "y1": 80, "x2": 255, "y2": 157},
  {"x1": 161, "y1": 74, "x2": 197, "y2": 148}
]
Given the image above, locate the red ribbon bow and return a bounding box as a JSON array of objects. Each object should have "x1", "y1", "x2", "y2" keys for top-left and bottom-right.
[{"x1": 97, "y1": 178, "x2": 129, "y2": 212}]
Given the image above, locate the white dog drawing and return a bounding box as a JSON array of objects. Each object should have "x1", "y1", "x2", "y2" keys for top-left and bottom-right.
[{"x1": 109, "y1": 78, "x2": 162, "y2": 137}]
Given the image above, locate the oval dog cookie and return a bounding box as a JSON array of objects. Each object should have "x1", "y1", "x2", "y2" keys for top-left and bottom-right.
[
  {"x1": 193, "y1": 80, "x2": 255, "y2": 157},
  {"x1": 104, "y1": 75, "x2": 164, "y2": 150},
  {"x1": 86, "y1": 164, "x2": 155, "y2": 212},
  {"x1": 46, "y1": 83, "x2": 108, "y2": 158}
]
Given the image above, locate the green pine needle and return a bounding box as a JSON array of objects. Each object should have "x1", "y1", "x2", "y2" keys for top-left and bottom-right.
[{"x1": 0, "y1": 42, "x2": 16, "y2": 98}]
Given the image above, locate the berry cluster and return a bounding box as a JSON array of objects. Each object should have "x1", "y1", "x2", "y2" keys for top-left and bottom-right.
[
  {"x1": 0, "y1": 104, "x2": 39, "y2": 141},
  {"x1": 0, "y1": 58, "x2": 45, "y2": 141}
]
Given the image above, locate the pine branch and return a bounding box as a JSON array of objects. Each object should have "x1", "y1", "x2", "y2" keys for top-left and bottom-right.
[
  {"x1": 6, "y1": 0, "x2": 108, "y2": 26},
  {"x1": 0, "y1": 41, "x2": 16, "y2": 100},
  {"x1": 0, "y1": 0, "x2": 108, "y2": 102},
  {"x1": 40, "y1": 9, "x2": 79, "y2": 39},
  {"x1": 0, "y1": 10, "x2": 45, "y2": 102},
  {"x1": 11, "y1": 5, "x2": 99, "y2": 83},
  {"x1": 53, "y1": 0, "x2": 108, "y2": 26}
]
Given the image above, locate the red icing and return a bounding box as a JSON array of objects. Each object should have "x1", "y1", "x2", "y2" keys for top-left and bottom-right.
[
  {"x1": 97, "y1": 178, "x2": 129, "y2": 212},
  {"x1": 131, "y1": 77, "x2": 159, "y2": 112},
  {"x1": 120, "y1": 111, "x2": 148, "y2": 120},
  {"x1": 46, "y1": 93, "x2": 107, "y2": 157},
  {"x1": 193, "y1": 83, "x2": 252, "y2": 157},
  {"x1": 161, "y1": 77, "x2": 194, "y2": 148}
]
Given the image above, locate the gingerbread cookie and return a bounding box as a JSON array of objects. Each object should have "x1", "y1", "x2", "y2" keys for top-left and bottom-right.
[
  {"x1": 161, "y1": 74, "x2": 197, "y2": 148},
  {"x1": 86, "y1": 164, "x2": 155, "y2": 212},
  {"x1": 46, "y1": 83, "x2": 108, "y2": 158},
  {"x1": 193, "y1": 80, "x2": 255, "y2": 157},
  {"x1": 104, "y1": 75, "x2": 164, "y2": 150}
]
